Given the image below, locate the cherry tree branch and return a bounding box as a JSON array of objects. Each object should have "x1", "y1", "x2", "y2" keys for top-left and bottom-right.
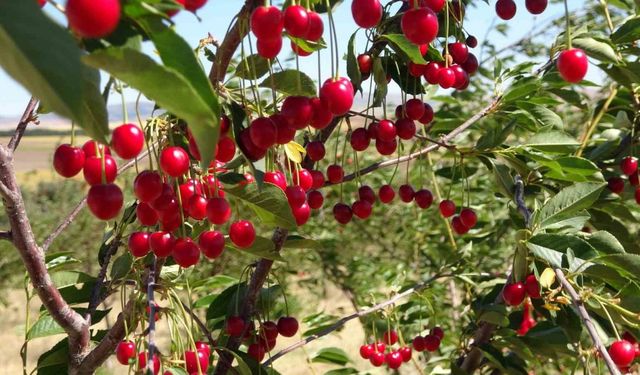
[
  {"x1": 146, "y1": 255, "x2": 158, "y2": 374},
  {"x1": 7, "y1": 97, "x2": 38, "y2": 152},
  {"x1": 0, "y1": 231, "x2": 11, "y2": 241},
  {"x1": 85, "y1": 234, "x2": 123, "y2": 323}
]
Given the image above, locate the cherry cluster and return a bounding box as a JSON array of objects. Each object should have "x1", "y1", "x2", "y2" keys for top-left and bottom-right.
[
  {"x1": 502, "y1": 274, "x2": 541, "y2": 306},
  {"x1": 225, "y1": 315, "x2": 299, "y2": 362},
  {"x1": 607, "y1": 156, "x2": 640, "y2": 205},
  {"x1": 411, "y1": 326, "x2": 444, "y2": 353},
  {"x1": 115, "y1": 339, "x2": 211, "y2": 375},
  {"x1": 358, "y1": 330, "x2": 411, "y2": 369}
]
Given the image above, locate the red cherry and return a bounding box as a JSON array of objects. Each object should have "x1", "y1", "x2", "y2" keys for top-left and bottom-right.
[
  {"x1": 396, "y1": 118, "x2": 417, "y2": 140},
  {"x1": 82, "y1": 140, "x2": 111, "y2": 158},
  {"x1": 187, "y1": 195, "x2": 208, "y2": 220},
  {"x1": 257, "y1": 37, "x2": 283, "y2": 59},
  {"x1": 367, "y1": 122, "x2": 379, "y2": 139},
  {"x1": 423, "y1": 334, "x2": 441, "y2": 351},
  {"x1": 635, "y1": 187, "x2": 640, "y2": 204},
  {"x1": 412, "y1": 336, "x2": 426, "y2": 352},
  {"x1": 87, "y1": 184, "x2": 123, "y2": 220},
  {"x1": 150, "y1": 183, "x2": 176, "y2": 211},
  {"x1": 439, "y1": 200, "x2": 456, "y2": 217},
  {"x1": 149, "y1": 231, "x2": 175, "y2": 258},
  {"x1": 377, "y1": 120, "x2": 397, "y2": 141},
  {"x1": 83, "y1": 155, "x2": 117, "y2": 185},
  {"x1": 111, "y1": 124, "x2": 144, "y2": 159},
  {"x1": 609, "y1": 340, "x2": 636, "y2": 367},
  {"x1": 375, "y1": 342, "x2": 386, "y2": 353},
  {"x1": 414, "y1": 189, "x2": 434, "y2": 208},
  {"x1": 495, "y1": 0, "x2": 517, "y2": 20},
  {"x1": 216, "y1": 136, "x2": 236, "y2": 163},
  {"x1": 524, "y1": 274, "x2": 541, "y2": 299},
  {"x1": 229, "y1": 220, "x2": 256, "y2": 248},
  {"x1": 134, "y1": 171, "x2": 163, "y2": 203},
  {"x1": 622, "y1": 332, "x2": 637, "y2": 344},
  {"x1": 116, "y1": 340, "x2": 136, "y2": 365},
  {"x1": 206, "y1": 197, "x2": 231, "y2": 225},
  {"x1": 173, "y1": 238, "x2": 200, "y2": 268},
  {"x1": 424, "y1": 0, "x2": 445, "y2": 12},
  {"x1": 630, "y1": 172, "x2": 639, "y2": 187},
  {"x1": 264, "y1": 171, "x2": 287, "y2": 190},
  {"x1": 271, "y1": 114, "x2": 297, "y2": 144},
  {"x1": 399, "y1": 346, "x2": 412, "y2": 362},
  {"x1": 451, "y1": 215, "x2": 470, "y2": 235},
  {"x1": 293, "y1": 169, "x2": 313, "y2": 191},
  {"x1": 369, "y1": 351, "x2": 385, "y2": 367},
  {"x1": 608, "y1": 176, "x2": 625, "y2": 194},
  {"x1": 160, "y1": 213, "x2": 181, "y2": 232},
  {"x1": 306, "y1": 141, "x2": 326, "y2": 161},
  {"x1": 137, "y1": 353, "x2": 160, "y2": 375},
  {"x1": 502, "y1": 282, "x2": 526, "y2": 306},
  {"x1": 160, "y1": 146, "x2": 190, "y2": 177},
  {"x1": 251, "y1": 6, "x2": 284, "y2": 40},
  {"x1": 259, "y1": 321, "x2": 279, "y2": 342},
  {"x1": 408, "y1": 62, "x2": 426, "y2": 78},
  {"x1": 306, "y1": 11, "x2": 324, "y2": 41},
  {"x1": 277, "y1": 316, "x2": 299, "y2": 337},
  {"x1": 383, "y1": 330, "x2": 398, "y2": 345},
  {"x1": 226, "y1": 316, "x2": 246, "y2": 336},
  {"x1": 198, "y1": 230, "x2": 225, "y2": 259},
  {"x1": 53, "y1": 144, "x2": 85, "y2": 178},
  {"x1": 405, "y1": 98, "x2": 425, "y2": 120},
  {"x1": 320, "y1": 78, "x2": 354, "y2": 116},
  {"x1": 128, "y1": 232, "x2": 150, "y2": 258},
  {"x1": 358, "y1": 54, "x2": 373, "y2": 75},
  {"x1": 179, "y1": 180, "x2": 202, "y2": 203},
  {"x1": 310, "y1": 97, "x2": 334, "y2": 129},
  {"x1": 166, "y1": 0, "x2": 185, "y2": 16},
  {"x1": 351, "y1": 0, "x2": 383, "y2": 28},
  {"x1": 292, "y1": 41, "x2": 313, "y2": 57},
  {"x1": 466, "y1": 35, "x2": 478, "y2": 48},
  {"x1": 333, "y1": 203, "x2": 353, "y2": 224},
  {"x1": 307, "y1": 190, "x2": 324, "y2": 209},
  {"x1": 136, "y1": 202, "x2": 159, "y2": 226},
  {"x1": 557, "y1": 48, "x2": 588, "y2": 83},
  {"x1": 438, "y1": 67, "x2": 456, "y2": 89},
  {"x1": 399, "y1": 184, "x2": 415, "y2": 203},
  {"x1": 424, "y1": 62, "x2": 442, "y2": 85},
  {"x1": 238, "y1": 128, "x2": 267, "y2": 161},
  {"x1": 386, "y1": 351, "x2": 403, "y2": 369},
  {"x1": 379, "y1": 185, "x2": 395, "y2": 203},
  {"x1": 448, "y1": 42, "x2": 469, "y2": 64},
  {"x1": 452, "y1": 64, "x2": 469, "y2": 89},
  {"x1": 461, "y1": 53, "x2": 479, "y2": 75},
  {"x1": 249, "y1": 117, "x2": 277, "y2": 149},
  {"x1": 620, "y1": 156, "x2": 638, "y2": 176},
  {"x1": 284, "y1": 5, "x2": 310, "y2": 38},
  {"x1": 419, "y1": 103, "x2": 434, "y2": 124},
  {"x1": 38, "y1": 0, "x2": 47, "y2": 7},
  {"x1": 286, "y1": 186, "x2": 307, "y2": 208},
  {"x1": 360, "y1": 344, "x2": 374, "y2": 359},
  {"x1": 327, "y1": 164, "x2": 344, "y2": 184},
  {"x1": 184, "y1": 0, "x2": 207, "y2": 12},
  {"x1": 431, "y1": 326, "x2": 444, "y2": 340},
  {"x1": 351, "y1": 127, "x2": 371, "y2": 151},
  {"x1": 310, "y1": 170, "x2": 325, "y2": 189},
  {"x1": 184, "y1": 349, "x2": 209, "y2": 373},
  {"x1": 66, "y1": 0, "x2": 120, "y2": 38},
  {"x1": 282, "y1": 96, "x2": 314, "y2": 130},
  {"x1": 358, "y1": 185, "x2": 377, "y2": 205},
  {"x1": 525, "y1": 0, "x2": 547, "y2": 14},
  {"x1": 401, "y1": 8, "x2": 439, "y2": 45},
  {"x1": 460, "y1": 208, "x2": 477, "y2": 228},
  {"x1": 247, "y1": 343, "x2": 266, "y2": 362},
  {"x1": 352, "y1": 200, "x2": 373, "y2": 219}
]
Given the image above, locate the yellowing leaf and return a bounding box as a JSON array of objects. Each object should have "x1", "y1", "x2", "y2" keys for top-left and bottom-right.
[
  {"x1": 540, "y1": 267, "x2": 556, "y2": 289},
  {"x1": 284, "y1": 141, "x2": 306, "y2": 163}
]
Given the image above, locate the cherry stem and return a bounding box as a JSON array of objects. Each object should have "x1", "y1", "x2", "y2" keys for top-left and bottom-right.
[
  {"x1": 444, "y1": 0, "x2": 450, "y2": 65},
  {"x1": 563, "y1": 0, "x2": 572, "y2": 49},
  {"x1": 146, "y1": 254, "x2": 157, "y2": 375}
]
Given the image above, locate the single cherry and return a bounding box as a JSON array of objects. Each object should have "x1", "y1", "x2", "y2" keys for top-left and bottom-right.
[
  {"x1": 525, "y1": 0, "x2": 547, "y2": 14},
  {"x1": 401, "y1": 8, "x2": 439, "y2": 45},
  {"x1": 350, "y1": 127, "x2": 371, "y2": 151},
  {"x1": 351, "y1": 0, "x2": 383, "y2": 28},
  {"x1": 396, "y1": 118, "x2": 417, "y2": 140},
  {"x1": 149, "y1": 231, "x2": 175, "y2": 258},
  {"x1": 439, "y1": 199, "x2": 456, "y2": 217},
  {"x1": 248, "y1": 343, "x2": 266, "y2": 361},
  {"x1": 111, "y1": 123, "x2": 144, "y2": 159},
  {"x1": 424, "y1": 62, "x2": 442, "y2": 84},
  {"x1": 277, "y1": 316, "x2": 299, "y2": 337},
  {"x1": 229, "y1": 220, "x2": 256, "y2": 248},
  {"x1": 134, "y1": 170, "x2": 163, "y2": 203},
  {"x1": 115, "y1": 340, "x2": 136, "y2": 365},
  {"x1": 137, "y1": 353, "x2": 160, "y2": 375},
  {"x1": 307, "y1": 190, "x2": 324, "y2": 209},
  {"x1": 281, "y1": 96, "x2": 313, "y2": 130},
  {"x1": 226, "y1": 316, "x2": 246, "y2": 337},
  {"x1": 160, "y1": 146, "x2": 190, "y2": 177},
  {"x1": 66, "y1": 0, "x2": 121, "y2": 38},
  {"x1": 249, "y1": 117, "x2": 277, "y2": 149},
  {"x1": 358, "y1": 54, "x2": 373, "y2": 75},
  {"x1": 405, "y1": 98, "x2": 425, "y2": 120},
  {"x1": 184, "y1": 349, "x2": 209, "y2": 373},
  {"x1": 264, "y1": 171, "x2": 288, "y2": 190},
  {"x1": 386, "y1": 351, "x2": 403, "y2": 369},
  {"x1": 447, "y1": 42, "x2": 469, "y2": 64},
  {"x1": 414, "y1": 189, "x2": 434, "y2": 208},
  {"x1": 320, "y1": 78, "x2": 354, "y2": 116},
  {"x1": 419, "y1": 103, "x2": 434, "y2": 125},
  {"x1": 377, "y1": 120, "x2": 397, "y2": 141},
  {"x1": 608, "y1": 176, "x2": 625, "y2": 194},
  {"x1": 423, "y1": 334, "x2": 441, "y2": 352},
  {"x1": 82, "y1": 140, "x2": 110, "y2": 158},
  {"x1": 173, "y1": 238, "x2": 200, "y2": 268},
  {"x1": 379, "y1": 185, "x2": 396, "y2": 203},
  {"x1": 451, "y1": 216, "x2": 470, "y2": 235},
  {"x1": 310, "y1": 97, "x2": 334, "y2": 129},
  {"x1": 136, "y1": 202, "x2": 159, "y2": 226},
  {"x1": 383, "y1": 330, "x2": 398, "y2": 345},
  {"x1": 502, "y1": 281, "x2": 526, "y2": 306},
  {"x1": 327, "y1": 164, "x2": 344, "y2": 184},
  {"x1": 609, "y1": 340, "x2": 635, "y2": 367},
  {"x1": 206, "y1": 197, "x2": 232, "y2": 225},
  {"x1": 87, "y1": 184, "x2": 123, "y2": 220},
  {"x1": 53, "y1": 144, "x2": 85, "y2": 178},
  {"x1": 306, "y1": 11, "x2": 324, "y2": 41},
  {"x1": 358, "y1": 185, "x2": 377, "y2": 204},
  {"x1": 399, "y1": 184, "x2": 415, "y2": 203},
  {"x1": 251, "y1": 6, "x2": 284, "y2": 40},
  {"x1": 307, "y1": 141, "x2": 326, "y2": 161},
  {"x1": 352, "y1": 200, "x2": 373, "y2": 219},
  {"x1": 257, "y1": 37, "x2": 283, "y2": 59},
  {"x1": 459, "y1": 208, "x2": 478, "y2": 228},
  {"x1": 83, "y1": 155, "x2": 117, "y2": 185},
  {"x1": 283, "y1": 5, "x2": 310, "y2": 38},
  {"x1": 333, "y1": 203, "x2": 353, "y2": 224},
  {"x1": 557, "y1": 48, "x2": 588, "y2": 83},
  {"x1": 495, "y1": 0, "x2": 517, "y2": 20},
  {"x1": 524, "y1": 274, "x2": 541, "y2": 298},
  {"x1": 128, "y1": 232, "x2": 150, "y2": 258}
]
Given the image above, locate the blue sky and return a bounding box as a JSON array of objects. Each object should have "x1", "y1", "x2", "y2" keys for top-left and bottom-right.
[{"x1": 0, "y1": 0, "x2": 580, "y2": 118}]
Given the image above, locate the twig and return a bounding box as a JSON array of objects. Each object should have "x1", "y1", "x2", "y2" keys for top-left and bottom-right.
[
  {"x1": 7, "y1": 97, "x2": 38, "y2": 152},
  {"x1": 85, "y1": 235, "x2": 123, "y2": 323},
  {"x1": 264, "y1": 272, "x2": 451, "y2": 366},
  {"x1": 146, "y1": 255, "x2": 157, "y2": 374},
  {"x1": 181, "y1": 300, "x2": 216, "y2": 348},
  {"x1": 513, "y1": 175, "x2": 531, "y2": 227},
  {"x1": 576, "y1": 85, "x2": 618, "y2": 157}
]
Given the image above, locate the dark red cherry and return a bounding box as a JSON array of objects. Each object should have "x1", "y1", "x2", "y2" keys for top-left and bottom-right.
[
  {"x1": 307, "y1": 190, "x2": 324, "y2": 209},
  {"x1": 502, "y1": 282, "x2": 526, "y2": 306},
  {"x1": 401, "y1": 8, "x2": 439, "y2": 45},
  {"x1": 439, "y1": 199, "x2": 456, "y2": 217},
  {"x1": 333, "y1": 203, "x2": 353, "y2": 224},
  {"x1": 226, "y1": 316, "x2": 246, "y2": 337},
  {"x1": 451, "y1": 215, "x2": 470, "y2": 234},
  {"x1": 257, "y1": 37, "x2": 283, "y2": 59},
  {"x1": 310, "y1": 170, "x2": 325, "y2": 189},
  {"x1": 184, "y1": 0, "x2": 207, "y2": 12},
  {"x1": 286, "y1": 186, "x2": 307, "y2": 208},
  {"x1": 621, "y1": 156, "x2": 638, "y2": 176},
  {"x1": 281, "y1": 96, "x2": 313, "y2": 130},
  {"x1": 408, "y1": 62, "x2": 426, "y2": 78},
  {"x1": 461, "y1": 53, "x2": 479, "y2": 75},
  {"x1": 150, "y1": 231, "x2": 175, "y2": 258},
  {"x1": 358, "y1": 54, "x2": 373, "y2": 75},
  {"x1": 134, "y1": 170, "x2": 163, "y2": 203},
  {"x1": 238, "y1": 129, "x2": 267, "y2": 161},
  {"x1": 525, "y1": 0, "x2": 547, "y2": 14},
  {"x1": 423, "y1": 334, "x2": 441, "y2": 351},
  {"x1": 306, "y1": 141, "x2": 326, "y2": 161},
  {"x1": 431, "y1": 326, "x2": 444, "y2": 340},
  {"x1": 524, "y1": 274, "x2": 541, "y2": 298},
  {"x1": 259, "y1": 321, "x2": 279, "y2": 341},
  {"x1": 160, "y1": 146, "x2": 190, "y2": 177},
  {"x1": 271, "y1": 114, "x2": 296, "y2": 144},
  {"x1": 184, "y1": 349, "x2": 209, "y2": 374},
  {"x1": 466, "y1": 35, "x2": 478, "y2": 48},
  {"x1": 351, "y1": 0, "x2": 383, "y2": 28},
  {"x1": 116, "y1": 340, "x2": 136, "y2": 365},
  {"x1": 414, "y1": 189, "x2": 433, "y2": 208},
  {"x1": 375, "y1": 138, "x2": 397, "y2": 155},
  {"x1": 229, "y1": 220, "x2": 256, "y2": 248},
  {"x1": 495, "y1": 0, "x2": 517, "y2": 20},
  {"x1": 438, "y1": 67, "x2": 457, "y2": 89},
  {"x1": 419, "y1": 103, "x2": 434, "y2": 125},
  {"x1": 320, "y1": 77, "x2": 355, "y2": 116},
  {"x1": 424, "y1": 61, "x2": 442, "y2": 84},
  {"x1": 350, "y1": 128, "x2": 371, "y2": 151},
  {"x1": 277, "y1": 316, "x2": 299, "y2": 337},
  {"x1": 206, "y1": 197, "x2": 231, "y2": 225},
  {"x1": 396, "y1": 118, "x2": 416, "y2": 140},
  {"x1": 247, "y1": 343, "x2": 265, "y2": 361},
  {"x1": 379, "y1": 185, "x2": 395, "y2": 203},
  {"x1": 309, "y1": 97, "x2": 334, "y2": 129},
  {"x1": 352, "y1": 200, "x2": 372, "y2": 219},
  {"x1": 249, "y1": 117, "x2": 278, "y2": 149},
  {"x1": 83, "y1": 155, "x2": 117, "y2": 185},
  {"x1": 306, "y1": 11, "x2": 324, "y2": 41},
  {"x1": 66, "y1": 0, "x2": 120, "y2": 38},
  {"x1": 460, "y1": 208, "x2": 477, "y2": 228},
  {"x1": 608, "y1": 176, "x2": 625, "y2": 194},
  {"x1": 424, "y1": 0, "x2": 445, "y2": 12},
  {"x1": 53, "y1": 144, "x2": 85, "y2": 178},
  {"x1": 251, "y1": 6, "x2": 284, "y2": 40},
  {"x1": 327, "y1": 164, "x2": 344, "y2": 184},
  {"x1": 216, "y1": 136, "x2": 236, "y2": 163},
  {"x1": 405, "y1": 98, "x2": 425, "y2": 120},
  {"x1": 136, "y1": 202, "x2": 159, "y2": 226},
  {"x1": 292, "y1": 40, "x2": 313, "y2": 57},
  {"x1": 377, "y1": 120, "x2": 397, "y2": 141},
  {"x1": 111, "y1": 123, "x2": 145, "y2": 159},
  {"x1": 447, "y1": 42, "x2": 469, "y2": 64},
  {"x1": 367, "y1": 122, "x2": 379, "y2": 139},
  {"x1": 557, "y1": 48, "x2": 588, "y2": 83},
  {"x1": 283, "y1": 5, "x2": 309, "y2": 38},
  {"x1": 358, "y1": 185, "x2": 377, "y2": 204},
  {"x1": 383, "y1": 330, "x2": 398, "y2": 345},
  {"x1": 87, "y1": 184, "x2": 123, "y2": 220},
  {"x1": 399, "y1": 184, "x2": 415, "y2": 203},
  {"x1": 412, "y1": 336, "x2": 426, "y2": 352},
  {"x1": 128, "y1": 231, "x2": 150, "y2": 258}
]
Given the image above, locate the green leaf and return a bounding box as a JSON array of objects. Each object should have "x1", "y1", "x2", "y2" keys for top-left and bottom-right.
[
  {"x1": 585, "y1": 231, "x2": 626, "y2": 255},
  {"x1": 50, "y1": 271, "x2": 94, "y2": 289},
  {"x1": 611, "y1": 16, "x2": 640, "y2": 43},
  {"x1": 235, "y1": 54, "x2": 270, "y2": 80},
  {"x1": 346, "y1": 31, "x2": 362, "y2": 93},
  {"x1": 312, "y1": 347, "x2": 350, "y2": 366},
  {"x1": 323, "y1": 368, "x2": 358, "y2": 375},
  {"x1": 536, "y1": 182, "x2": 606, "y2": 229},
  {"x1": 206, "y1": 282, "x2": 246, "y2": 320},
  {"x1": 572, "y1": 37, "x2": 619, "y2": 63},
  {"x1": 259, "y1": 69, "x2": 316, "y2": 97},
  {"x1": 27, "y1": 309, "x2": 109, "y2": 340},
  {"x1": 84, "y1": 47, "x2": 219, "y2": 169},
  {"x1": 381, "y1": 34, "x2": 427, "y2": 64},
  {"x1": 522, "y1": 130, "x2": 580, "y2": 153},
  {"x1": 283, "y1": 235, "x2": 321, "y2": 249},
  {"x1": 225, "y1": 184, "x2": 296, "y2": 229},
  {"x1": 225, "y1": 236, "x2": 284, "y2": 261},
  {"x1": 526, "y1": 242, "x2": 592, "y2": 271},
  {"x1": 502, "y1": 80, "x2": 540, "y2": 103},
  {"x1": 528, "y1": 105, "x2": 563, "y2": 128},
  {"x1": 137, "y1": 18, "x2": 220, "y2": 169},
  {"x1": 528, "y1": 234, "x2": 597, "y2": 260},
  {"x1": 593, "y1": 254, "x2": 640, "y2": 281},
  {"x1": 0, "y1": 0, "x2": 108, "y2": 142},
  {"x1": 110, "y1": 253, "x2": 133, "y2": 280},
  {"x1": 163, "y1": 368, "x2": 189, "y2": 375}
]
